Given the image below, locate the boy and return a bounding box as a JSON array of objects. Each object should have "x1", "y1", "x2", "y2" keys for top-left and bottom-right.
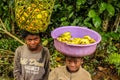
[
  {"x1": 48, "y1": 56, "x2": 92, "y2": 80},
  {"x1": 13, "y1": 30, "x2": 50, "y2": 80}
]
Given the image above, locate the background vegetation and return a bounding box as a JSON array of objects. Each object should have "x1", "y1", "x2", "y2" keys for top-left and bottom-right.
[{"x1": 0, "y1": 0, "x2": 120, "y2": 79}]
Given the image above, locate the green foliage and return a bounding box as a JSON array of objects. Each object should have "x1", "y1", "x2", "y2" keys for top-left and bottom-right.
[
  {"x1": 99, "y1": 2, "x2": 107, "y2": 13},
  {"x1": 99, "y1": 2, "x2": 115, "y2": 16},
  {"x1": 97, "y1": 31, "x2": 120, "y2": 58},
  {"x1": 0, "y1": 38, "x2": 21, "y2": 51},
  {"x1": 50, "y1": 0, "x2": 120, "y2": 33},
  {"x1": 0, "y1": 38, "x2": 21, "y2": 78},
  {"x1": 106, "y1": 3, "x2": 115, "y2": 17},
  {"x1": 83, "y1": 56, "x2": 99, "y2": 74},
  {"x1": 101, "y1": 32, "x2": 120, "y2": 43},
  {"x1": 0, "y1": 0, "x2": 120, "y2": 78},
  {"x1": 106, "y1": 53, "x2": 120, "y2": 75},
  {"x1": 0, "y1": 0, "x2": 15, "y2": 32},
  {"x1": 0, "y1": 49, "x2": 14, "y2": 78},
  {"x1": 88, "y1": 9, "x2": 102, "y2": 28},
  {"x1": 88, "y1": 10, "x2": 96, "y2": 18},
  {"x1": 50, "y1": 50, "x2": 65, "y2": 68},
  {"x1": 76, "y1": 0, "x2": 86, "y2": 6},
  {"x1": 0, "y1": 77, "x2": 14, "y2": 80},
  {"x1": 92, "y1": 15, "x2": 102, "y2": 28}
]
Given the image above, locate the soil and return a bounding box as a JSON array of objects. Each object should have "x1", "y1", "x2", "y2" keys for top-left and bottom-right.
[{"x1": 92, "y1": 66, "x2": 120, "y2": 80}]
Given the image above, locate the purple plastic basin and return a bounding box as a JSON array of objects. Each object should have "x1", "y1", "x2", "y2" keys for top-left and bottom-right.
[{"x1": 51, "y1": 26, "x2": 101, "y2": 57}]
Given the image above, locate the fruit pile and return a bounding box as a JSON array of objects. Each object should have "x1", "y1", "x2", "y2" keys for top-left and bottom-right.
[
  {"x1": 57, "y1": 32, "x2": 96, "y2": 45},
  {"x1": 15, "y1": 0, "x2": 55, "y2": 33}
]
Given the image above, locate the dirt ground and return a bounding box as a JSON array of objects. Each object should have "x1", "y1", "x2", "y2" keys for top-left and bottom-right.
[{"x1": 92, "y1": 66, "x2": 120, "y2": 80}]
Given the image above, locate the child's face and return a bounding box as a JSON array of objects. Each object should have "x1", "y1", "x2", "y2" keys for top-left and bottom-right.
[
  {"x1": 66, "y1": 57, "x2": 83, "y2": 72},
  {"x1": 25, "y1": 34, "x2": 41, "y2": 51}
]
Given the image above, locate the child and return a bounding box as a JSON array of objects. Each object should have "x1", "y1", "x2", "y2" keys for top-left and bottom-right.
[
  {"x1": 13, "y1": 30, "x2": 50, "y2": 80},
  {"x1": 48, "y1": 56, "x2": 92, "y2": 80}
]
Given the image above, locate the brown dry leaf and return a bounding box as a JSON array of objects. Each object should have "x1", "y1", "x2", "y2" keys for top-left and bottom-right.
[{"x1": 98, "y1": 66, "x2": 107, "y2": 71}]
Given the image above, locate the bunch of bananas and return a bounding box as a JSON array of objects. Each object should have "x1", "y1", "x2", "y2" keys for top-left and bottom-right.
[
  {"x1": 15, "y1": 0, "x2": 55, "y2": 33},
  {"x1": 57, "y1": 32, "x2": 96, "y2": 45}
]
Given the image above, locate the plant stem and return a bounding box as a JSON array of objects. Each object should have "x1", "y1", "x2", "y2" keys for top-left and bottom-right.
[
  {"x1": 0, "y1": 18, "x2": 25, "y2": 45},
  {"x1": 0, "y1": 18, "x2": 7, "y2": 30},
  {"x1": 3, "y1": 29, "x2": 25, "y2": 45}
]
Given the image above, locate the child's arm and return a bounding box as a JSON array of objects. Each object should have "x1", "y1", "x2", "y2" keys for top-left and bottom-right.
[
  {"x1": 42, "y1": 48, "x2": 50, "y2": 80},
  {"x1": 13, "y1": 47, "x2": 22, "y2": 80}
]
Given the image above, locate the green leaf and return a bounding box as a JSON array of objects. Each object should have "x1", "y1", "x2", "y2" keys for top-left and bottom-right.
[
  {"x1": 116, "y1": 3, "x2": 120, "y2": 8},
  {"x1": 42, "y1": 39, "x2": 48, "y2": 46},
  {"x1": 71, "y1": 18, "x2": 80, "y2": 26},
  {"x1": 88, "y1": 10, "x2": 96, "y2": 18},
  {"x1": 5, "y1": 19, "x2": 11, "y2": 32},
  {"x1": 67, "y1": 6, "x2": 73, "y2": 12},
  {"x1": 69, "y1": 12, "x2": 74, "y2": 18},
  {"x1": 54, "y1": 4, "x2": 61, "y2": 11},
  {"x1": 60, "y1": 17, "x2": 67, "y2": 21},
  {"x1": 61, "y1": 21, "x2": 69, "y2": 26},
  {"x1": 92, "y1": 16, "x2": 101, "y2": 28},
  {"x1": 83, "y1": 17, "x2": 93, "y2": 28},
  {"x1": 76, "y1": 0, "x2": 86, "y2": 6},
  {"x1": 99, "y1": 2, "x2": 107, "y2": 13},
  {"x1": 106, "y1": 3, "x2": 115, "y2": 16}
]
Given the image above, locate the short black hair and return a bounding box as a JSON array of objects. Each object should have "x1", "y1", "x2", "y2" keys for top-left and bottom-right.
[
  {"x1": 21, "y1": 30, "x2": 42, "y2": 39},
  {"x1": 65, "y1": 55, "x2": 82, "y2": 59}
]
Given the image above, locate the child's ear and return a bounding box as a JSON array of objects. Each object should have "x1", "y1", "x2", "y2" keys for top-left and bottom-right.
[
  {"x1": 81, "y1": 61, "x2": 83, "y2": 65},
  {"x1": 80, "y1": 59, "x2": 83, "y2": 65}
]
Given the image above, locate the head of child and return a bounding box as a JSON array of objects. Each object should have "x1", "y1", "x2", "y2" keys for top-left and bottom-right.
[
  {"x1": 22, "y1": 30, "x2": 42, "y2": 51},
  {"x1": 65, "y1": 56, "x2": 83, "y2": 73}
]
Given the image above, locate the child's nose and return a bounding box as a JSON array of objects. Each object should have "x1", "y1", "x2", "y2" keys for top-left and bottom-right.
[
  {"x1": 69, "y1": 61, "x2": 76, "y2": 66},
  {"x1": 31, "y1": 40, "x2": 35, "y2": 44}
]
